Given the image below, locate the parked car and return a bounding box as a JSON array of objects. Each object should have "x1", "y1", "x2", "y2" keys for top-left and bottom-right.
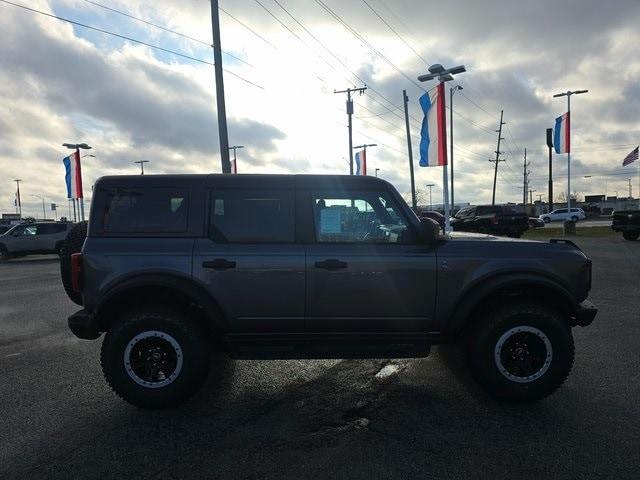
[
  {"x1": 0, "y1": 225, "x2": 12, "y2": 235},
  {"x1": 64, "y1": 174, "x2": 596, "y2": 408},
  {"x1": 539, "y1": 208, "x2": 586, "y2": 223},
  {"x1": 529, "y1": 217, "x2": 545, "y2": 228},
  {"x1": 0, "y1": 222, "x2": 74, "y2": 261},
  {"x1": 450, "y1": 205, "x2": 529, "y2": 237},
  {"x1": 611, "y1": 210, "x2": 640, "y2": 241}
]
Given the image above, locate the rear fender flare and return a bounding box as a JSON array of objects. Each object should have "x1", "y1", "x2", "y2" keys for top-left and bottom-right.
[{"x1": 95, "y1": 273, "x2": 227, "y2": 332}]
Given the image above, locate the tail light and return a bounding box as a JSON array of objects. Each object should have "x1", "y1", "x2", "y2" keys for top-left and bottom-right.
[{"x1": 71, "y1": 253, "x2": 83, "y2": 292}]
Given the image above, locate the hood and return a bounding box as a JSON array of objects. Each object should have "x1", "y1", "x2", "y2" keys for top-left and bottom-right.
[{"x1": 447, "y1": 231, "x2": 538, "y2": 243}]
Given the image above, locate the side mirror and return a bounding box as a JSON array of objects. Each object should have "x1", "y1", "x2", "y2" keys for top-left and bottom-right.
[{"x1": 419, "y1": 218, "x2": 441, "y2": 243}]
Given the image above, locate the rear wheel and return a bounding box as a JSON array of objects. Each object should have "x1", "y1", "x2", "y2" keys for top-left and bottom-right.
[
  {"x1": 101, "y1": 307, "x2": 213, "y2": 409},
  {"x1": 622, "y1": 231, "x2": 639, "y2": 241},
  {"x1": 467, "y1": 304, "x2": 574, "y2": 402},
  {"x1": 571, "y1": 215, "x2": 579, "y2": 222}
]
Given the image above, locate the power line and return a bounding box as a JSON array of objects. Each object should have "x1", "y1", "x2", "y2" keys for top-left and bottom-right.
[
  {"x1": 0, "y1": 0, "x2": 264, "y2": 89},
  {"x1": 81, "y1": 0, "x2": 253, "y2": 66},
  {"x1": 218, "y1": 5, "x2": 277, "y2": 49},
  {"x1": 360, "y1": 0, "x2": 427, "y2": 64}
]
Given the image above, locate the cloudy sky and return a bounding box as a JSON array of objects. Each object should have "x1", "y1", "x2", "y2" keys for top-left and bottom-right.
[{"x1": 1, "y1": 0, "x2": 639, "y2": 218}]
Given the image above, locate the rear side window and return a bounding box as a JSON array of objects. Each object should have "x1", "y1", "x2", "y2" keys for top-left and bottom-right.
[
  {"x1": 36, "y1": 224, "x2": 67, "y2": 235},
  {"x1": 208, "y1": 189, "x2": 294, "y2": 243},
  {"x1": 100, "y1": 188, "x2": 188, "y2": 233}
]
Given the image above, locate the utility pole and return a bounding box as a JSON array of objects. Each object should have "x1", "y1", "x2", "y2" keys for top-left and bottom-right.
[
  {"x1": 426, "y1": 183, "x2": 435, "y2": 211},
  {"x1": 14, "y1": 179, "x2": 22, "y2": 217},
  {"x1": 450, "y1": 85, "x2": 462, "y2": 212},
  {"x1": 537, "y1": 193, "x2": 543, "y2": 203},
  {"x1": 210, "y1": 0, "x2": 231, "y2": 173},
  {"x1": 229, "y1": 145, "x2": 244, "y2": 174},
  {"x1": 403, "y1": 89, "x2": 417, "y2": 209},
  {"x1": 490, "y1": 110, "x2": 505, "y2": 205},
  {"x1": 553, "y1": 89, "x2": 588, "y2": 214},
  {"x1": 335, "y1": 86, "x2": 367, "y2": 175},
  {"x1": 546, "y1": 128, "x2": 554, "y2": 212},
  {"x1": 529, "y1": 189, "x2": 536, "y2": 205},
  {"x1": 523, "y1": 148, "x2": 530, "y2": 207},
  {"x1": 134, "y1": 160, "x2": 149, "y2": 175}
]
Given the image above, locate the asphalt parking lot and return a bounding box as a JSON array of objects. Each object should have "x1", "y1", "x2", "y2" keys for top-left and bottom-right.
[{"x1": 1, "y1": 237, "x2": 639, "y2": 480}]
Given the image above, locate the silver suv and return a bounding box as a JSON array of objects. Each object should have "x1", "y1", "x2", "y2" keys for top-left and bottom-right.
[{"x1": 0, "y1": 222, "x2": 74, "y2": 261}]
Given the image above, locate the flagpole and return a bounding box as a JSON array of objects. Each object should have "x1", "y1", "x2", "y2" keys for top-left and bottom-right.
[
  {"x1": 567, "y1": 94, "x2": 571, "y2": 214},
  {"x1": 441, "y1": 81, "x2": 451, "y2": 233}
]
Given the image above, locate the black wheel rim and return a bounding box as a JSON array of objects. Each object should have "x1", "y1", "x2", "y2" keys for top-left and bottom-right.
[
  {"x1": 494, "y1": 326, "x2": 552, "y2": 383},
  {"x1": 124, "y1": 331, "x2": 183, "y2": 388}
]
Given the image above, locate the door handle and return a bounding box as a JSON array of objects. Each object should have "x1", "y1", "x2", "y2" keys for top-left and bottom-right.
[
  {"x1": 202, "y1": 258, "x2": 236, "y2": 270},
  {"x1": 314, "y1": 259, "x2": 348, "y2": 270}
]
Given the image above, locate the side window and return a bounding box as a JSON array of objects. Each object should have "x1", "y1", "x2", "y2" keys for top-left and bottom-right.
[
  {"x1": 36, "y1": 224, "x2": 66, "y2": 235},
  {"x1": 101, "y1": 188, "x2": 188, "y2": 233},
  {"x1": 15, "y1": 225, "x2": 36, "y2": 236},
  {"x1": 209, "y1": 189, "x2": 294, "y2": 243},
  {"x1": 313, "y1": 190, "x2": 411, "y2": 244}
]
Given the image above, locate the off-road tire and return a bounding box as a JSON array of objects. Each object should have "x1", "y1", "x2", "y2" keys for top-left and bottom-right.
[
  {"x1": 60, "y1": 221, "x2": 87, "y2": 306},
  {"x1": 467, "y1": 303, "x2": 574, "y2": 402},
  {"x1": 622, "y1": 231, "x2": 639, "y2": 241},
  {"x1": 101, "y1": 307, "x2": 212, "y2": 409}
]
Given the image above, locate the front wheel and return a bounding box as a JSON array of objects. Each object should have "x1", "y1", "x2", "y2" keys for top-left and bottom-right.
[
  {"x1": 542, "y1": 217, "x2": 551, "y2": 223},
  {"x1": 622, "y1": 231, "x2": 639, "y2": 241},
  {"x1": 467, "y1": 304, "x2": 574, "y2": 402},
  {"x1": 101, "y1": 307, "x2": 213, "y2": 409},
  {"x1": 571, "y1": 216, "x2": 579, "y2": 222}
]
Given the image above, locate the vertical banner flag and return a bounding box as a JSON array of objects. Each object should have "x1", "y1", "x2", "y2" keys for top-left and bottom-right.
[
  {"x1": 63, "y1": 150, "x2": 83, "y2": 199},
  {"x1": 554, "y1": 112, "x2": 570, "y2": 154},
  {"x1": 355, "y1": 149, "x2": 367, "y2": 175},
  {"x1": 419, "y1": 83, "x2": 447, "y2": 167},
  {"x1": 622, "y1": 146, "x2": 638, "y2": 166}
]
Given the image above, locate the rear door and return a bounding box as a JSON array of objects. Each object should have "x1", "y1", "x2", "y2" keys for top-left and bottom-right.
[
  {"x1": 35, "y1": 223, "x2": 66, "y2": 251},
  {"x1": 193, "y1": 186, "x2": 305, "y2": 333},
  {"x1": 304, "y1": 187, "x2": 437, "y2": 333}
]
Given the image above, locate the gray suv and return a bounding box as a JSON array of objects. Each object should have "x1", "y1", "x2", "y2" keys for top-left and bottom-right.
[
  {"x1": 65, "y1": 174, "x2": 596, "y2": 408},
  {"x1": 0, "y1": 222, "x2": 73, "y2": 261}
]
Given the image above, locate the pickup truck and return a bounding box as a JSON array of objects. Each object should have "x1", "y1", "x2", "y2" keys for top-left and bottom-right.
[
  {"x1": 62, "y1": 174, "x2": 596, "y2": 409},
  {"x1": 451, "y1": 205, "x2": 529, "y2": 238},
  {"x1": 612, "y1": 210, "x2": 640, "y2": 241}
]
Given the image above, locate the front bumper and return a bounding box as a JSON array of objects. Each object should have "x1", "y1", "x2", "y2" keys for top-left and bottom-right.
[
  {"x1": 68, "y1": 309, "x2": 101, "y2": 340},
  {"x1": 570, "y1": 300, "x2": 598, "y2": 327}
]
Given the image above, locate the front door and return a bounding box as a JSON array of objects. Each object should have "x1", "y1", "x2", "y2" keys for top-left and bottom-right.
[
  {"x1": 193, "y1": 187, "x2": 305, "y2": 334},
  {"x1": 7, "y1": 224, "x2": 37, "y2": 253},
  {"x1": 305, "y1": 189, "x2": 437, "y2": 333}
]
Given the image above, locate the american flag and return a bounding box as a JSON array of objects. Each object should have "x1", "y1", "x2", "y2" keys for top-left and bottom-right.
[{"x1": 622, "y1": 146, "x2": 638, "y2": 166}]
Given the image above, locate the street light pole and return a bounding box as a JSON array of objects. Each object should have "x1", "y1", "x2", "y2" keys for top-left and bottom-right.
[
  {"x1": 31, "y1": 195, "x2": 46, "y2": 220},
  {"x1": 450, "y1": 85, "x2": 462, "y2": 212},
  {"x1": 352, "y1": 143, "x2": 377, "y2": 175},
  {"x1": 426, "y1": 183, "x2": 435, "y2": 211},
  {"x1": 375, "y1": 168, "x2": 380, "y2": 177},
  {"x1": 417, "y1": 63, "x2": 467, "y2": 233},
  {"x1": 63, "y1": 142, "x2": 92, "y2": 221},
  {"x1": 553, "y1": 89, "x2": 588, "y2": 215},
  {"x1": 13, "y1": 179, "x2": 22, "y2": 217}
]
